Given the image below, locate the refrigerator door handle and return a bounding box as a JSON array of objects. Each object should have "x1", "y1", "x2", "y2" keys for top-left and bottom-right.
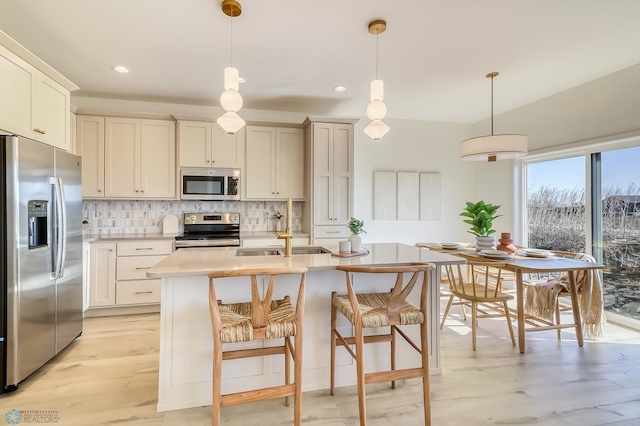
[{"x1": 50, "y1": 177, "x2": 66, "y2": 278}]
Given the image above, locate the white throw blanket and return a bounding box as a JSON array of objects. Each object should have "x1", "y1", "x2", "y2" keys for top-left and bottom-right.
[{"x1": 524, "y1": 253, "x2": 605, "y2": 340}]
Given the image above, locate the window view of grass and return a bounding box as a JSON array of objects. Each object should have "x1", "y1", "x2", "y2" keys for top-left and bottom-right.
[{"x1": 527, "y1": 148, "x2": 640, "y2": 322}]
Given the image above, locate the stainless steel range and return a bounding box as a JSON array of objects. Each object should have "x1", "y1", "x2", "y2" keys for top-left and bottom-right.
[{"x1": 174, "y1": 212, "x2": 240, "y2": 249}]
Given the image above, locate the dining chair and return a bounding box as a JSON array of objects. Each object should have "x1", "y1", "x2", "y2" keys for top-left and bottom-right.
[
  {"x1": 442, "y1": 259, "x2": 516, "y2": 351},
  {"x1": 330, "y1": 263, "x2": 434, "y2": 426},
  {"x1": 208, "y1": 266, "x2": 308, "y2": 426}
]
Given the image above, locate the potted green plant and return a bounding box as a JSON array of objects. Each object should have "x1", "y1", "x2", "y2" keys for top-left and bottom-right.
[
  {"x1": 347, "y1": 217, "x2": 366, "y2": 253},
  {"x1": 460, "y1": 201, "x2": 501, "y2": 251}
]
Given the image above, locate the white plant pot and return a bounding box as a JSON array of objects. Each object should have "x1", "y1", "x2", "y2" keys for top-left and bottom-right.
[
  {"x1": 349, "y1": 234, "x2": 362, "y2": 253},
  {"x1": 475, "y1": 235, "x2": 496, "y2": 252}
]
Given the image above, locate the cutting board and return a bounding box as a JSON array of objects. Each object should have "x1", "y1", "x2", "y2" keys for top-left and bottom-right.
[{"x1": 162, "y1": 214, "x2": 179, "y2": 235}]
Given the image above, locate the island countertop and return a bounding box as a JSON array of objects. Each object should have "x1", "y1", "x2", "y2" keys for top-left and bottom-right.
[{"x1": 147, "y1": 242, "x2": 465, "y2": 278}]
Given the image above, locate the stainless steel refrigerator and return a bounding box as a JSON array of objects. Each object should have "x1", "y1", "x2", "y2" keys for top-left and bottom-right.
[{"x1": 0, "y1": 135, "x2": 83, "y2": 394}]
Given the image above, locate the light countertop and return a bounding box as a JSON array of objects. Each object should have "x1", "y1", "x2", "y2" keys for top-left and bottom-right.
[
  {"x1": 146, "y1": 243, "x2": 466, "y2": 278},
  {"x1": 83, "y1": 233, "x2": 178, "y2": 243}
]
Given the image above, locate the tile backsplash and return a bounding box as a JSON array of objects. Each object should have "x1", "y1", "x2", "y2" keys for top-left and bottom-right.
[{"x1": 82, "y1": 200, "x2": 303, "y2": 234}]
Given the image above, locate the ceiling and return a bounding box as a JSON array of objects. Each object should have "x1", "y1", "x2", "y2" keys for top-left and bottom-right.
[{"x1": 1, "y1": 0, "x2": 639, "y2": 123}]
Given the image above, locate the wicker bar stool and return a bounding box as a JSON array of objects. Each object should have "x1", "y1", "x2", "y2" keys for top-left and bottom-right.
[
  {"x1": 330, "y1": 263, "x2": 434, "y2": 426},
  {"x1": 208, "y1": 267, "x2": 308, "y2": 426}
]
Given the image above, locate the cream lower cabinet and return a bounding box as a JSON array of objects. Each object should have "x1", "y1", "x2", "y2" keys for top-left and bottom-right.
[
  {"x1": 88, "y1": 242, "x2": 116, "y2": 307},
  {"x1": 78, "y1": 116, "x2": 176, "y2": 199},
  {"x1": 0, "y1": 43, "x2": 73, "y2": 150},
  {"x1": 303, "y1": 119, "x2": 357, "y2": 245},
  {"x1": 177, "y1": 120, "x2": 244, "y2": 168},
  {"x1": 88, "y1": 240, "x2": 173, "y2": 310},
  {"x1": 245, "y1": 126, "x2": 304, "y2": 200},
  {"x1": 115, "y1": 241, "x2": 172, "y2": 306}
]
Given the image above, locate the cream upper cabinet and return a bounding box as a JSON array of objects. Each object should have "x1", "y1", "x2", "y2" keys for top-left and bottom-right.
[
  {"x1": 311, "y1": 122, "x2": 354, "y2": 225},
  {"x1": 105, "y1": 117, "x2": 140, "y2": 197},
  {"x1": 0, "y1": 45, "x2": 34, "y2": 138},
  {"x1": 177, "y1": 120, "x2": 243, "y2": 168},
  {"x1": 245, "y1": 126, "x2": 304, "y2": 200},
  {"x1": 0, "y1": 43, "x2": 72, "y2": 150},
  {"x1": 140, "y1": 119, "x2": 176, "y2": 198},
  {"x1": 70, "y1": 112, "x2": 77, "y2": 155},
  {"x1": 78, "y1": 116, "x2": 175, "y2": 199},
  {"x1": 33, "y1": 72, "x2": 70, "y2": 150},
  {"x1": 77, "y1": 115, "x2": 105, "y2": 198}
]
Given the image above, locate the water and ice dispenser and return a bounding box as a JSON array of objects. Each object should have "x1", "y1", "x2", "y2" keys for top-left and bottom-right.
[{"x1": 28, "y1": 200, "x2": 48, "y2": 250}]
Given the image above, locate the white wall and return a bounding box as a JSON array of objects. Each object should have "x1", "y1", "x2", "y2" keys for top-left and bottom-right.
[
  {"x1": 353, "y1": 118, "x2": 476, "y2": 245},
  {"x1": 473, "y1": 63, "x2": 640, "y2": 244}
]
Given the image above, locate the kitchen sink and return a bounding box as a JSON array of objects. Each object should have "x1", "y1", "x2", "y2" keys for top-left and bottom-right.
[
  {"x1": 235, "y1": 249, "x2": 282, "y2": 256},
  {"x1": 290, "y1": 246, "x2": 331, "y2": 255},
  {"x1": 235, "y1": 246, "x2": 331, "y2": 257}
]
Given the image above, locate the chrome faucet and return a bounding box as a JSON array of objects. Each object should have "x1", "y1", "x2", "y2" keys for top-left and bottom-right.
[{"x1": 277, "y1": 198, "x2": 293, "y2": 257}]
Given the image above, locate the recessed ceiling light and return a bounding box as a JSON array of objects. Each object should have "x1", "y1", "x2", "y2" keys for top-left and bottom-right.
[
  {"x1": 333, "y1": 86, "x2": 346, "y2": 92},
  {"x1": 112, "y1": 65, "x2": 130, "y2": 73}
]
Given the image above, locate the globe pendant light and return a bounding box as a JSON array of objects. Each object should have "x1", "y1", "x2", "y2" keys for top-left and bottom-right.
[
  {"x1": 364, "y1": 20, "x2": 389, "y2": 140},
  {"x1": 216, "y1": 0, "x2": 245, "y2": 134},
  {"x1": 460, "y1": 72, "x2": 528, "y2": 161}
]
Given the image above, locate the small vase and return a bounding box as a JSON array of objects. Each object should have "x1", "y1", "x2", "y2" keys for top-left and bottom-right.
[
  {"x1": 349, "y1": 234, "x2": 362, "y2": 253},
  {"x1": 475, "y1": 235, "x2": 496, "y2": 252},
  {"x1": 496, "y1": 232, "x2": 517, "y2": 253}
]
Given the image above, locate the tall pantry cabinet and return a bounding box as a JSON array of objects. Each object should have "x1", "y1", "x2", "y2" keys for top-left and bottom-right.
[{"x1": 303, "y1": 117, "x2": 358, "y2": 246}]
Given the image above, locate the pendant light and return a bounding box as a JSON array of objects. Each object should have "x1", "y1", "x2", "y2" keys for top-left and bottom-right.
[
  {"x1": 216, "y1": 0, "x2": 245, "y2": 134},
  {"x1": 460, "y1": 72, "x2": 527, "y2": 161},
  {"x1": 364, "y1": 20, "x2": 389, "y2": 140}
]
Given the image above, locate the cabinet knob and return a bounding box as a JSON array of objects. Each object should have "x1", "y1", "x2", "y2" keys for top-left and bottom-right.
[
  {"x1": 207, "y1": 160, "x2": 211, "y2": 163},
  {"x1": 276, "y1": 192, "x2": 280, "y2": 195},
  {"x1": 34, "y1": 128, "x2": 46, "y2": 135},
  {"x1": 272, "y1": 192, "x2": 275, "y2": 194},
  {"x1": 97, "y1": 189, "x2": 102, "y2": 192},
  {"x1": 136, "y1": 190, "x2": 139, "y2": 193},
  {"x1": 141, "y1": 190, "x2": 144, "y2": 193}
]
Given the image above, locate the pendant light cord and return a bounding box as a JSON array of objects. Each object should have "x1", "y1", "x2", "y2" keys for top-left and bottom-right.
[
  {"x1": 375, "y1": 31, "x2": 379, "y2": 80},
  {"x1": 229, "y1": 13, "x2": 234, "y2": 67},
  {"x1": 490, "y1": 73, "x2": 494, "y2": 135}
]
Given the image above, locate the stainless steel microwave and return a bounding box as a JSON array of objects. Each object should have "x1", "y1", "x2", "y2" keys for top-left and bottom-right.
[{"x1": 180, "y1": 168, "x2": 240, "y2": 200}]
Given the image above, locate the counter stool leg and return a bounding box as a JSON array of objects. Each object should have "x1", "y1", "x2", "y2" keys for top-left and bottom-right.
[
  {"x1": 390, "y1": 325, "x2": 396, "y2": 389},
  {"x1": 420, "y1": 318, "x2": 431, "y2": 426},
  {"x1": 294, "y1": 333, "x2": 303, "y2": 425},
  {"x1": 285, "y1": 336, "x2": 291, "y2": 407},
  {"x1": 212, "y1": 343, "x2": 223, "y2": 426},
  {"x1": 355, "y1": 322, "x2": 367, "y2": 426},
  {"x1": 330, "y1": 291, "x2": 337, "y2": 396}
]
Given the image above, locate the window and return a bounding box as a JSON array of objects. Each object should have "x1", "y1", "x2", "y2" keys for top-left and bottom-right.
[{"x1": 523, "y1": 140, "x2": 640, "y2": 327}]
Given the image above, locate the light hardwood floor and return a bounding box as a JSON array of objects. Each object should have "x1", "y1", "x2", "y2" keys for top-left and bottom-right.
[{"x1": 1, "y1": 304, "x2": 640, "y2": 425}]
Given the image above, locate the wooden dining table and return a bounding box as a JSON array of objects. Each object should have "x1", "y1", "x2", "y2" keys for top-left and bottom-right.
[{"x1": 416, "y1": 244, "x2": 605, "y2": 353}]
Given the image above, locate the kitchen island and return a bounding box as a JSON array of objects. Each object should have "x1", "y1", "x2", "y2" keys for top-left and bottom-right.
[{"x1": 147, "y1": 243, "x2": 464, "y2": 412}]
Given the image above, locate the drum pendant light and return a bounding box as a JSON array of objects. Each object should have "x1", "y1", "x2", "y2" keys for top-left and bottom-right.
[
  {"x1": 460, "y1": 72, "x2": 528, "y2": 161},
  {"x1": 216, "y1": 0, "x2": 245, "y2": 134},
  {"x1": 364, "y1": 20, "x2": 390, "y2": 140}
]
